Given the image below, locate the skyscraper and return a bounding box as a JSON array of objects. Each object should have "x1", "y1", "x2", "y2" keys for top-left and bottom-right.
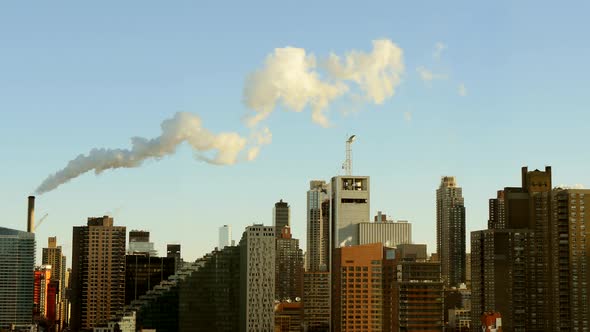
[
  {"x1": 239, "y1": 225, "x2": 275, "y2": 332},
  {"x1": 331, "y1": 175, "x2": 370, "y2": 248},
  {"x1": 436, "y1": 176, "x2": 466, "y2": 287},
  {"x1": 306, "y1": 180, "x2": 330, "y2": 272},
  {"x1": 471, "y1": 166, "x2": 590, "y2": 331},
  {"x1": 70, "y1": 216, "x2": 126, "y2": 331},
  {"x1": 219, "y1": 224, "x2": 232, "y2": 249},
  {"x1": 0, "y1": 227, "x2": 35, "y2": 330},
  {"x1": 42, "y1": 236, "x2": 67, "y2": 329},
  {"x1": 33, "y1": 265, "x2": 51, "y2": 318},
  {"x1": 274, "y1": 199, "x2": 290, "y2": 237},
  {"x1": 275, "y1": 226, "x2": 303, "y2": 301}
]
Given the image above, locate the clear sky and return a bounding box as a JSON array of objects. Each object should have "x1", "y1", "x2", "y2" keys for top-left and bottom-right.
[{"x1": 2, "y1": 1, "x2": 589, "y2": 263}]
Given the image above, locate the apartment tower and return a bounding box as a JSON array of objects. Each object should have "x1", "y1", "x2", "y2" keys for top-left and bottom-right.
[
  {"x1": 275, "y1": 226, "x2": 303, "y2": 301},
  {"x1": 436, "y1": 176, "x2": 466, "y2": 287},
  {"x1": 306, "y1": 180, "x2": 330, "y2": 271},
  {"x1": 70, "y1": 216, "x2": 126, "y2": 330}
]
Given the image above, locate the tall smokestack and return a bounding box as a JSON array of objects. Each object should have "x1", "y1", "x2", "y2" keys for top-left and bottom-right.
[{"x1": 27, "y1": 196, "x2": 35, "y2": 233}]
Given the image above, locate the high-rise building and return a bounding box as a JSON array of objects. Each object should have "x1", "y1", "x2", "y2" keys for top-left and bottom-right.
[
  {"x1": 167, "y1": 244, "x2": 181, "y2": 272},
  {"x1": 42, "y1": 236, "x2": 67, "y2": 329},
  {"x1": 332, "y1": 243, "x2": 384, "y2": 331},
  {"x1": 302, "y1": 272, "x2": 330, "y2": 332},
  {"x1": 383, "y1": 246, "x2": 444, "y2": 332},
  {"x1": 275, "y1": 226, "x2": 303, "y2": 301},
  {"x1": 128, "y1": 230, "x2": 157, "y2": 256},
  {"x1": 0, "y1": 227, "x2": 35, "y2": 330},
  {"x1": 239, "y1": 225, "x2": 275, "y2": 332},
  {"x1": 471, "y1": 166, "x2": 590, "y2": 331},
  {"x1": 331, "y1": 176, "x2": 370, "y2": 248},
  {"x1": 70, "y1": 216, "x2": 126, "y2": 331},
  {"x1": 125, "y1": 254, "x2": 175, "y2": 305},
  {"x1": 219, "y1": 224, "x2": 232, "y2": 249},
  {"x1": 488, "y1": 190, "x2": 505, "y2": 229},
  {"x1": 358, "y1": 212, "x2": 411, "y2": 247},
  {"x1": 179, "y1": 246, "x2": 241, "y2": 331},
  {"x1": 307, "y1": 180, "x2": 330, "y2": 272},
  {"x1": 436, "y1": 176, "x2": 466, "y2": 287},
  {"x1": 33, "y1": 265, "x2": 52, "y2": 319},
  {"x1": 274, "y1": 199, "x2": 290, "y2": 237}
]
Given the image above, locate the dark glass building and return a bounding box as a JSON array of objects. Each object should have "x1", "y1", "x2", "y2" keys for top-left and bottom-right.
[{"x1": 125, "y1": 255, "x2": 175, "y2": 305}]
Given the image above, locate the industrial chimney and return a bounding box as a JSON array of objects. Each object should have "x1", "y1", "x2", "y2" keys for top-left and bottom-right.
[{"x1": 27, "y1": 196, "x2": 35, "y2": 233}]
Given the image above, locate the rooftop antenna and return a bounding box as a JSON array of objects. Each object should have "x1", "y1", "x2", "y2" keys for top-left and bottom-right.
[{"x1": 343, "y1": 135, "x2": 356, "y2": 175}]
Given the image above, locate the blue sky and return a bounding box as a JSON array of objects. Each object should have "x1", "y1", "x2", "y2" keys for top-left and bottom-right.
[{"x1": 2, "y1": 1, "x2": 589, "y2": 262}]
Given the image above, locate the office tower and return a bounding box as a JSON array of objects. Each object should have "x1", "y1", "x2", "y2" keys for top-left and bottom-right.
[
  {"x1": 128, "y1": 230, "x2": 157, "y2": 256},
  {"x1": 274, "y1": 301, "x2": 303, "y2": 332},
  {"x1": 472, "y1": 166, "x2": 590, "y2": 331},
  {"x1": 331, "y1": 175, "x2": 370, "y2": 248},
  {"x1": 42, "y1": 236, "x2": 67, "y2": 329},
  {"x1": 275, "y1": 226, "x2": 303, "y2": 301},
  {"x1": 70, "y1": 216, "x2": 126, "y2": 331},
  {"x1": 179, "y1": 246, "x2": 241, "y2": 331},
  {"x1": 33, "y1": 265, "x2": 51, "y2": 318},
  {"x1": 0, "y1": 227, "x2": 35, "y2": 330},
  {"x1": 302, "y1": 272, "x2": 330, "y2": 332},
  {"x1": 167, "y1": 244, "x2": 181, "y2": 271},
  {"x1": 274, "y1": 199, "x2": 290, "y2": 237},
  {"x1": 436, "y1": 176, "x2": 466, "y2": 287},
  {"x1": 307, "y1": 180, "x2": 330, "y2": 272},
  {"x1": 125, "y1": 255, "x2": 175, "y2": 305},
  {"x1": 239, "y1": 225, "x2": 275, "y2": 332},
  {"x1": 219, "y1": 224, "x2": 232, "y2": 249},
  {"x1": 332, "y1": 243, "x2": 385, "y2": 331},
  {"x1": 358, "y1": 212, "x2": 411, "y2": 246},
  {"x1": 383, "y1": 246, "x2": 444, "y2": 332}
]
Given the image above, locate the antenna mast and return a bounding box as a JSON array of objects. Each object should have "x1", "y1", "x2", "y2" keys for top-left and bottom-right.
[{"x1": 344, "y1": 135, "x2": 356, "y2": 175}]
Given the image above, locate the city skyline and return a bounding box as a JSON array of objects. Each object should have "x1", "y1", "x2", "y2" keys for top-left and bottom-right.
[{"x1": 3, "y1": 1, "x2": 590, "y2": 264}]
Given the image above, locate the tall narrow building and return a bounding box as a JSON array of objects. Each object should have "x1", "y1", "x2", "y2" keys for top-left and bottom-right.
[
  {"x1": 240, "y1": 225, "x2": 276, "y2": 332},
  {"x1": 306, "y1": 180, "x2": 330, "y2": 272},
  {"x1": 275, "y1": 226, "x2": 303, "y2": 301},
  {"x1": 274, "y1": 200, "x2": 290, "y2": 238},
  {"x1": 70, "y1": 216, "x2": 126, "y2": 331},
  {"x1": 331, "y1": 176, "x2": 370, "y2": 248},
  {"x1": 436, "y1": 176, "x2": 466, "y2": 287},
  {"x1": 167, "y1": 244, "x2": 181, "y2": 272},
  {"x1": 42, "y1": 236, "x2": 67, "y2": 329},
  {"x1": 219, "y1": 225, "x2": 232, "y2": 249},
  {"x1": 0, "y1": 227, "x2": 35, "y2": 330}
]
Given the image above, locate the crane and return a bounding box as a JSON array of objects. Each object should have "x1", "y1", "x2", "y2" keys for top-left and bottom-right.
[{"x1": 35, "y1": 213, "x2": 49, "y2": 229}]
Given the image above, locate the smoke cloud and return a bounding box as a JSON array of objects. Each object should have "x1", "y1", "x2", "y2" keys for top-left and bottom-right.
[
  {"x1": 37, "y1": 39, "x2": 405, "y2": 194},
  {"x1": 35, "y1": 112, "x2": 256, "y2": 195}
]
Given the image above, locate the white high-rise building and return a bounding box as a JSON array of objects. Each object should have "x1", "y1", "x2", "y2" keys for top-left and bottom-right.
[
  {"x1": 239, "y1": 225, "x2": 275, "y2": 332},
  {"x1": 331, "y1": 176, "x2": 370, "y2": 248},
  {"x1": 219, "y1": 225, "x2": 232, "y2": 249}
]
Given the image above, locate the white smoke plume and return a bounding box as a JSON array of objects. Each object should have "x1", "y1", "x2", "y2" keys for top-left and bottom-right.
[
  {"x1": 244, "y1": 39, "x2": 405, "y2": 127},
  {"x1": 35, "y1": 112, "x2": 256, "y2": 195},
  {"x1": 38, "y1": 39, "x2": 405, "y2": 194}
]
